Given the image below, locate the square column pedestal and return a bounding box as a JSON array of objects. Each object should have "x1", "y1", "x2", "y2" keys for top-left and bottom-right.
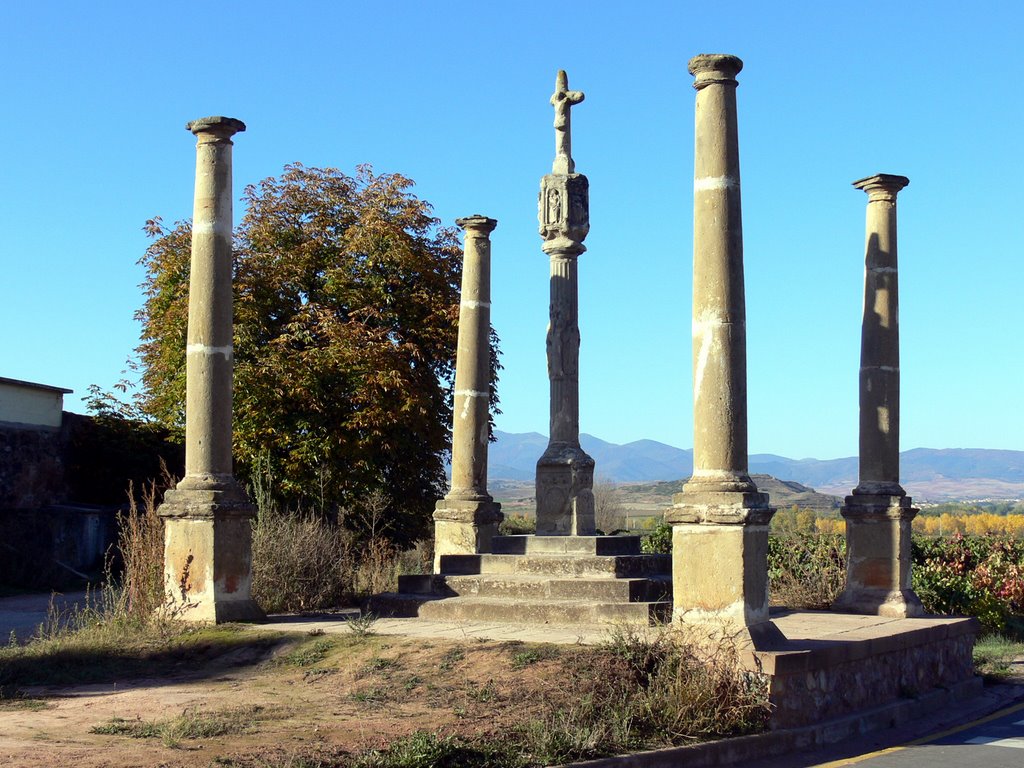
[
  {"x1": 432, "y1": 499, "x2": 503, "y2": 573},
  {"x1": 833, "y1": 494, "x2": 924, "y2": 617},
  {"x1": 160, "y1": 484, "x2": 263, "y2": 623},
  {"x1": 668, "y1": 488, "x2": 780, "y2": 647}
]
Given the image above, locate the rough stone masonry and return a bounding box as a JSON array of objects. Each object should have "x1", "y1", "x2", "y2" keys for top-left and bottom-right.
[{"x1": 158, "y1": 116, "x2": 262, "y2": 623}]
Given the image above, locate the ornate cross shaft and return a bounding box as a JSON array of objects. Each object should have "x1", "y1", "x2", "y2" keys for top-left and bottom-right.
[{"x1": 551, "y1": 69, "x2": 584, "y2": 175}]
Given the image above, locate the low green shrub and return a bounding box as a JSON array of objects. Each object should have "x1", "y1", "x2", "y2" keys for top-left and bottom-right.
[
  {"x1": 913, "y1": 533, "x2": 1024, "y2": 636},
  {"x1": 499, "y1": 514, "x2": 536, "y2": 536},
  {"x1": 641, "y1": 521, "x2": 672, "y2": 554}
]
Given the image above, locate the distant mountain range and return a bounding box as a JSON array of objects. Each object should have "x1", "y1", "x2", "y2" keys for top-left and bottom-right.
[{"x1": 489, "y1": 431, "x2": 1024, "y2": 502}]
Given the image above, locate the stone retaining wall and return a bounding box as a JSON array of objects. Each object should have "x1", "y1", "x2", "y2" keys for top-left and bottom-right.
[{"x1": 754, "y1": 615, "x2": 978, "y2": 729}]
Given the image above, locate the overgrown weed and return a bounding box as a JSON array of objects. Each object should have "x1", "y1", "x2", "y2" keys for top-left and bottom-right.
[
  {"x1": 767, "y1": 532, "x2": 846, "y2": 609},
  {"x1": 973, "y1": 634, "x2": 1024, "y2": 679},
  {"x1": 91, "y1": 705, "x2": 268, "y2": 748}
]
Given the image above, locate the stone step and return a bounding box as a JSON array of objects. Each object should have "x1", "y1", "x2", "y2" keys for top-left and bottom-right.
[
  {"x1": 439, "y1": 553, "x2": 670, "y2": 578},
  {"x1": 491, "y1": 534, "x2": 642, "y2": 556},
  {"x1": 398, "y1": 573, "x2": 671, "y2": 602},
  {"x1": 370, "y1": 593, "x2": 671, "y2": 625}
]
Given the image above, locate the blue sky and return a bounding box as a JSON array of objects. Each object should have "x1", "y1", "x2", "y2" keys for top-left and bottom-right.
[{"x1": 2, "y1": 1, "x2": 1022, "y2": 460}]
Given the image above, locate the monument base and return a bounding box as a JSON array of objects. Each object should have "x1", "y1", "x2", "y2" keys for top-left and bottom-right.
[
  {"x1": 667, "y1": 487, "x2": 776, "y2": 645},
  {"x1": 833, "y1": 493, "x2": 924, "y2": 618},
  {"x1": 535, "y1": 443, "x2": 595, "y2": 535},
  {"x1": 756, "y1": 609, "x2": 978, "y2": 730},
  {"x1": 432, "y1": 498, "x2": 503, "y2": 573},
  {"x1": 159, "y1": 484, "x2": 263, "y2": 623}
]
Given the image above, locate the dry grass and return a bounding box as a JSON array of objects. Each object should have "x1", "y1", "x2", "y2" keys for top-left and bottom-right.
[
  {"x1": 114, "y1": 472, "x2": 168, "y2": 622},
  {"x1": 768, "y1": 533, "x2": 846, "y2": 609}
]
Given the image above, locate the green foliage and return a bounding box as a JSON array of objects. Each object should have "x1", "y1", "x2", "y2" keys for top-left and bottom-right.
[
  {"x1": 279, "y1": 637, "x2": 337, "y2": 668},
  {"x1": 132, "y1": 164, "x2": 501, "y2": 546},
  {"x1": 91, "y1": 705, "x2": 266, "y2": 747},
  {"x1": 770, "y1": 505, "x2": 821, "y2": 535},
  {"x1": 973, "y1": 635, "x2": 1024, "y2": 679},
  {"x1": 767, "y1": 533, "x2": 846, "y2": 609},
  {"x1": 919, "y1": 501, "x2": 1024, "y2": 517},
  {"x1": 353, "y1": 729, "x2": 512, "y2": 768},
  {"x1": 641, "y1": 521, "x2": 672, "y2": 554},
  {"x1": 498, "y1": 514, "x2": 535, "y2": 536},
  {"x1": 912, "y1": 533, "x2": 1024, "y2": 636}
]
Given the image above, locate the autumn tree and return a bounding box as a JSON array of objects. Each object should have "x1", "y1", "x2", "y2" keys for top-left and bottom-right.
[{"x1": 133, "y1": 164, "x2": 498, "y2": 546}]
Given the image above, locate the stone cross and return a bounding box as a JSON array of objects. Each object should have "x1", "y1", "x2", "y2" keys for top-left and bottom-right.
[
  {"x1": 158, "y1": 116, "x2": 263, "y2": 624},
  {"x1": 833, "y1": 174, "x2": 923, "y2": 618},
  {"x1": 666, "y1": 55, "x2": 777, "y2": 647},
  {"x1": 432, "y1": 216, "x2": 503, "y2": 571},
  {"x1": 551, "y1": 69, "x2": 584, "y2": 175},
  {"x1": 535, "y1": 71, "x2": 595, "y2": 536}
]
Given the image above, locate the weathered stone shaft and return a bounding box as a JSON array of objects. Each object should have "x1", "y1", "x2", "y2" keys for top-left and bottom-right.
[
  {"x1": 854, "y1": 174, "x2": 909, "y2": 495},
  {"x1": 158, "y1": 116, "x2": 261, "y2": 624},
  {"x1": 546, "y1": 247, "x2": 583, "y2": 446},
  {"x1": 449, "y1": 216, "x2": 498, "y2": 501},
  {"x1": 431, "y1": 215, "x2": 502, "y2": 571},
  {"x1": 833, "y1": 173, "x2": 922, "y2": 618},
  {"x1": 688, "y1": 54, "x2": 753, "y2": 493},
  {"x1": 182, "y1": 116, "x2": 245, "y2": 489}
]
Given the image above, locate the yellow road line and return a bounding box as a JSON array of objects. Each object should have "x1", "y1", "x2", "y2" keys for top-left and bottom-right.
[{"x1": 811, "y1": 700, "x2": 1024, "y2": 767}]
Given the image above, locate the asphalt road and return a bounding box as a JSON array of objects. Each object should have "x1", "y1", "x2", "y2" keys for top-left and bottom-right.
[
  {"x1": 811, "y1": 702, "x2": 1024, "y2": 768},
  {"x1": 0, "y1": 590, "x2": 88, "y2": 643}
]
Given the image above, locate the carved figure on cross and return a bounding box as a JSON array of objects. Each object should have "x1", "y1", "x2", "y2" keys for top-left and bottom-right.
[{"x1": 550, "y1": 70, "x2": 584, "y2": 175}]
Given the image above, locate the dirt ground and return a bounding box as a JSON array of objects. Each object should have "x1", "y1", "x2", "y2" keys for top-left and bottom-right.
[{"x1": 0, "y1": 630, "x2": 583, "y2": 768}]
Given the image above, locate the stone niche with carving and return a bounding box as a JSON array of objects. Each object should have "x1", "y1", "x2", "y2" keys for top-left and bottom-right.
[{"x1": 538, "y1": 173, "x2": 589, "y2": 244}]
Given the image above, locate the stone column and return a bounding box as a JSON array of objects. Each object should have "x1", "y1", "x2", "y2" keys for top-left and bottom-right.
[
  {"x1": 833, "y1": 174, "x2": 923, "y2": 617},
  {"x1": 535, "y1": 70, "x2": 596, "y2": 536},
  {"x1": 666, "y1": 55, "x2": 776, "y2": 644},
  {"x1": 158, "y1": 116, "x2": 263, "y2": 623},
  {"x1": 432, "y1": 216, "x2": 503, "y2": 571}
]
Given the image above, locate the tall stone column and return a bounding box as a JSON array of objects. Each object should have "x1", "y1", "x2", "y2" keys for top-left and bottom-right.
[
  {"x1": 666, "y1": 55, "x2": 776, "y2": 644},
  {"x1": 833, "y1": 174, "x2": 923, "y2": 617},
  {"x1": 535, "y1": 70, "x2": 596, "y2": 536},
  {"x1": 158, "y1": 116, "x2": 263, "y2": 623},
  {"x1": 432, "y1": 216, "x2": 503, "y2": 571}
]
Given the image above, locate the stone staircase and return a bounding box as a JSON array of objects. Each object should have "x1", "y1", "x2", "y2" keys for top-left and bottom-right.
[{"x1": 370, "y1": 534, "x2": 672, "y2": 626}]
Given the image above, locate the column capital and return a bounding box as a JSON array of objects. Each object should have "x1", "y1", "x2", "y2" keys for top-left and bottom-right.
[
  {"x1": 456, "y1": 214, "x2": 497, "y2": 234},
  {"x1": 186, "y1": 116, "x2": 246, "y2": 141},
  {"x1": 853, "y1": 174, "x2": 909, "y2": 202},
  {"x1": 688, "y1": 54, "x2": 742, "y2": 90}
]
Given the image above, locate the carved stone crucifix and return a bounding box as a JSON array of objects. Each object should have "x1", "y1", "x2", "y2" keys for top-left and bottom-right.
[{"x1": 551, "y1": 69, "x2": 584, "y2": 175}]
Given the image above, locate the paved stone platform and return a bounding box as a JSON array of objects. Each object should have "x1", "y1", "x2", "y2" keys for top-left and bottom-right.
[{"x1": 752, "y1": 609, "x2": 980, "y2": 728}]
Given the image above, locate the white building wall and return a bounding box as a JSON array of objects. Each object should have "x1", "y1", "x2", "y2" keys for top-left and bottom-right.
[{"x1": 0, "y1": 379, "x2": 69, "y2": 428}]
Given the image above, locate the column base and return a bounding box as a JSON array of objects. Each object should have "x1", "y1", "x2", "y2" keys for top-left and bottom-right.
[
  {"x1": 159, "y1": 482, "x2": 263, "y2": 623},
  {"x1": 833, "y1": 493, "x2": 924, "y2": 617},
  {"x1": 667, "y1": 485, "x2": 776, "y2": 644},
  {"x1": 535, "y1": 443, "x2": 595, "y2": 535},
  {"x1": 432, "y1": 498, "x2": 503, "y2": 573}
]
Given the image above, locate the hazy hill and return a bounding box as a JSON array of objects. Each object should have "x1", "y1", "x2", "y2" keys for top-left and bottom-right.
[{"x1": 489, "y1": 431, "x2": 1024, "y2": 502}]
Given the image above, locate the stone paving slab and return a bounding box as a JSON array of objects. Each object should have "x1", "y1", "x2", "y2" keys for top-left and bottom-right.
[
  {"x1": 258, "y1": 611, "x2": 617, "y2": 645},
  {"x1": 256, "y1": 608, "x2": 979, "y2": 652}
]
